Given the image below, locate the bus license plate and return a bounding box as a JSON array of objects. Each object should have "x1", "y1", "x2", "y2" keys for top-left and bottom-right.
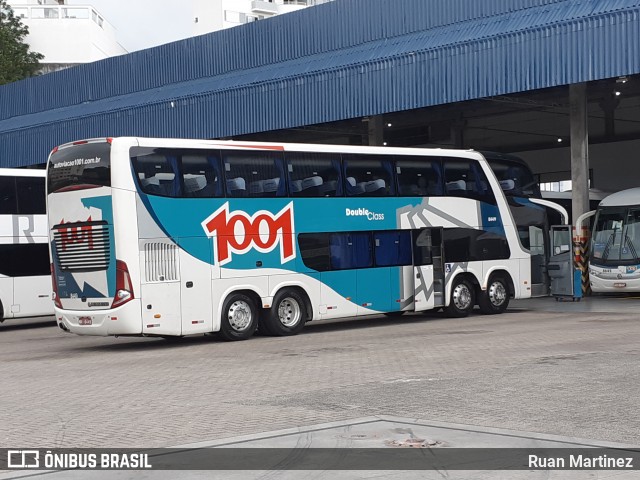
[{"x1": 78, "y1": 317, "x2": 93, "y2": 326}]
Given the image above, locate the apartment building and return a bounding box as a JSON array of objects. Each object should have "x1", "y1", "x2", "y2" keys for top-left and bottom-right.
[
  {"x1": 7, "y1": 0, "x2": 126, "y2": 73},
  {"x1": 193, "y1": 0, "x2": 334, "y2": 35}
]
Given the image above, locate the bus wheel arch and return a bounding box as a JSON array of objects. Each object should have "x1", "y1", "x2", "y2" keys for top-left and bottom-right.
[
  {"x1": 444, "y1": 274, "x2": 476, "y2": 318},
  {"x1": 262, "y1": 287, "x2": 310, "y2": 336},
  {"x1": 219, "y1": 290, "x2": 260, "y2": 341},
  {"x1": 478, "y1": 271, "x2": 512, "y2": 315}
]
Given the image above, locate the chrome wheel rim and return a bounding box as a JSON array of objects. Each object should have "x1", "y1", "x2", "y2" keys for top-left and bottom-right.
[
  {"x1": 488, "y1": 281, "x2": 507, "y2": 307},
  {"x1": 452, "y1": 283, "x2": 473, "y2": 311},
  {"x1": 277, "y1": 297, "x2": 302, "y2": 327},
  {"x1": 227, "y1": 300, "x2": 252, "y2": 332}
]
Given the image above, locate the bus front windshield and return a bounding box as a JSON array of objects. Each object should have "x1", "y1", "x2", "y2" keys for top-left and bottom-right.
[{"x1": 591, "y1": 207, "x2": 640, "y2": 265}]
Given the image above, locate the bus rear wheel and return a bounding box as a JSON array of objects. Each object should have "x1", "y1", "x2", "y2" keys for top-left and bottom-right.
[
  {"x1": 263, "y1": 289, "x2": 307, "y2": 336},
  {"x1": 220, "y1": 293, "x2": 258, "y2": 341},
  {"x1": 444, "y1": 278, "x2": 475, "y2": 318},
  {"x1": 478, "y1": 276, "x2": 510, "y2": 314}
]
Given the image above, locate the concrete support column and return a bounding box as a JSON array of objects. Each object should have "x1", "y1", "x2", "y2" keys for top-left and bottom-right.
[
  {"x1": 569, "y1": 83, "x2": 590, "y2": 224},
  {"x1": 367, "y1": 115, "x2": 384, "y2": 146},
  {"x1": 570, "y1": 82, "x2": 591, "y2": 296}
]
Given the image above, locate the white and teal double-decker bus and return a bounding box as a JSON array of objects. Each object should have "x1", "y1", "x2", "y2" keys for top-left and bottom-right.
[{"x1": 47, "y1": 138, "x2": 533, "y2": 340}]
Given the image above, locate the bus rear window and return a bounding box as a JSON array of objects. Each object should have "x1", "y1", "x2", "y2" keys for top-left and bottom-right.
[{"x1": 48, "y1": 142, "x2": 111, "y2": 193}]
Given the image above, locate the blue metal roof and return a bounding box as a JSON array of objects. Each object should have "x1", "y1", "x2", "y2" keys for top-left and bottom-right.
[{"x1": 1, "y1": 0, "x2": 640, "y2": 166}]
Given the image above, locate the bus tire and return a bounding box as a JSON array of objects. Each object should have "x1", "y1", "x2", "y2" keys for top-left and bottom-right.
[
  {"x1": 444, "y1": 278, "x2": 475, "y2": 318},
  {"x1": 263, "y1": 289, "x2": 307, "y2": 336},
  {"x1": 478, "y1": 276, "x2": 510, "y2": 315},
  {"x1": 220, "y1": 293, "x2": 258, "y2": 341}
]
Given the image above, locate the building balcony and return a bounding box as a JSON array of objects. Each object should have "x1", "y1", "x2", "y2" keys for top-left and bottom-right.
[{"x1": 251, "y1": 1, "x2": 278, "y2": 14}]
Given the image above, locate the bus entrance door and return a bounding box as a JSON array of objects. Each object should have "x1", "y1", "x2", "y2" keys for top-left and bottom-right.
[
  {"x1": 412, "y1": 228, "x2": 445, "y2": 311},
  {"x1": 528, "y1": 225, "x2": 549, "y2": 297},
  {"x1": 548, "y1": 225, "x2": 580, "y2": 299}
]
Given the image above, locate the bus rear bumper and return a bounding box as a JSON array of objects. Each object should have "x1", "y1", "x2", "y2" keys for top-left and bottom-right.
[{"x1": 55, "y1": 300, "x2": 142, "y2": 336}]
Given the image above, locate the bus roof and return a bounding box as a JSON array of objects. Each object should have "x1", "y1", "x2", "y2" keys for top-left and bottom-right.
[
  {"x1": 541, "y1": 189, "x2": 611, "y2": 202},
  {"x1": 54, "y1": 137, "x2": 486, "y2": 161},
  {"x1": 480, "y1": 151, "x2": 529, "y2": 166},
  {"x1": 599, "y1": 187, "x2": 640, "y2": 207}
]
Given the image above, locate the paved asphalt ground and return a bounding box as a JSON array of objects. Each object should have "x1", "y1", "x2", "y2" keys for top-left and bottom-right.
[{"x1": 1, "y1": 296, "x2": 639, "y2": 453}]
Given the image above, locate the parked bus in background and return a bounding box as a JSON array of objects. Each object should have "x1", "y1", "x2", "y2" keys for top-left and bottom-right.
[
  {"x1": 589, "y1": 187, "x2": 640, "y2": 292},
  {"x1": 0, "y1": 168, "x2": 53, "y2": 323},
  {"x1": 483, "y1": 152, "x2": 566, "y2": 297},
  {"x1": 47, "y1": 138, "x2": 533, "y2": 340},
  {"x1": 541, "y1": 188, "x2": 610, "y2": 226}
]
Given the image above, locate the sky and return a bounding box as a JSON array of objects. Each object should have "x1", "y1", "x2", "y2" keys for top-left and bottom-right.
[{"x1": 67, "y1": 0, "x2": 195, "y2": 52}]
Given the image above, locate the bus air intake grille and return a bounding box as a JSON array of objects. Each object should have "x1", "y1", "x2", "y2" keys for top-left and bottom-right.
[
  {"x1": 52, "y1": 222, "x2": 110, "y2": 272},
  {"x1": 144, "y1": 242, "x2": 179, "y2": 282}
]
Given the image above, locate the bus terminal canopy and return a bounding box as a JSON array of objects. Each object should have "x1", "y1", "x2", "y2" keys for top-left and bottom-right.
[{"x1": 1, "y1": 0, "x2": 640, "y2": 167}]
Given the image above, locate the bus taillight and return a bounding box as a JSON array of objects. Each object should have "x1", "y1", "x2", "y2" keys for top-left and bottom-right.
[
  {"x1": 111, "y1": 260, "x2": 134, "y2": 308},
  {"x1": 51, "y1": 263, "x2": 62, "y2": 309}
]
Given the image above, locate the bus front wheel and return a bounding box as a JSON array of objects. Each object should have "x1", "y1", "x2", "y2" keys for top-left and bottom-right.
[
  {"x1": 444, "y1": 278, "x2": 475, "y2": 318},
  {"x1": 478, "y1": 276, "x2": 510, "y2": 314},
  {"x1": 220, "y1": 293, "x2": 258, "y2": 341},
  {"x1": 263, "y1": 289, "x2": 307, "y2": 336}
]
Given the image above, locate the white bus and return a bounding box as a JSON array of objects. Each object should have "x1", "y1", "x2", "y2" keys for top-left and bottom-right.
[
  {"x1": 0, "y1": 168, "x2": 53, "y2": 323},
  {"x1": 47, "y1": 138, "x2": 533, "y2": 340},
  {"x1": 590, "y1": 187, "x2": 640, "y2": 292},
  {"x1": 541, "y1": 189, "x2": 611, "y2": 226}
]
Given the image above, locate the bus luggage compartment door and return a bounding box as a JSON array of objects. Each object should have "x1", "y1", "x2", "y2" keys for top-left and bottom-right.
[
  {"x1": 412, "y1": 228, "x2": 445, "y2": 311},
  {"x1": 178, "y1": 237, "x2": 214, "y2": 334}
]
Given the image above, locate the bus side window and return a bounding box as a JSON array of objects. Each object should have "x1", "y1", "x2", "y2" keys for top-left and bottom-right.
[
  {"x1": 181, "y1": 154, "x2": 222, "y2": 198},
  {"x1": 223, "y1": 150, "x2": 285, "y2": 198},
  {"x1": 16, "y1": 176, "x2": 46, "y2": 214},
  {"x1": 298, "y1": 233, "x2": 331, "y2": 271},
  {"x1": 285, "y1": 152, "x2": 342, "y2": 197},
  {"x1": 0, "y1": 177, "x2": 17, "y2": 214},
  {"x1": 443, "y1": 158, "x2": 496, "y2": 205},
  {"x1": 343, "y1": 154, "x2": 395, "y2": 197},
  {"x1": 374, "y1": 231, "x2": 412, "y2": 266},
  {"x1": 132, "y1": 153, "x2": 181, "y2": 197},
  {"x1": 395, "y1": 157, "x2": 443, "y2": 196},
  {"x1": 330, "y1": 232, "x2": 373, "y2": 269}
]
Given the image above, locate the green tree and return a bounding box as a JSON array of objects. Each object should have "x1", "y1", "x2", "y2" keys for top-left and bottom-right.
[{"x1": 0, "y1": 0, "x2": 44, "y2": 85}]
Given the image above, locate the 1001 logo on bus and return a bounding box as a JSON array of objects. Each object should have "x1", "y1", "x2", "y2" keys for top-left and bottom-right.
[
  {"x1": 201, "y1": 203, "x2": 295, "y2": 266},
  {"x1": 58, "y1": 217, "x2": 94, "y2": 251}
]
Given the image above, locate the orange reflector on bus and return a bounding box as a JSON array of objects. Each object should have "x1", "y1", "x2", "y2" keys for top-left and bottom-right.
[{"x1": 154, "y1": 314, "x2": 161, "y2": 319}]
